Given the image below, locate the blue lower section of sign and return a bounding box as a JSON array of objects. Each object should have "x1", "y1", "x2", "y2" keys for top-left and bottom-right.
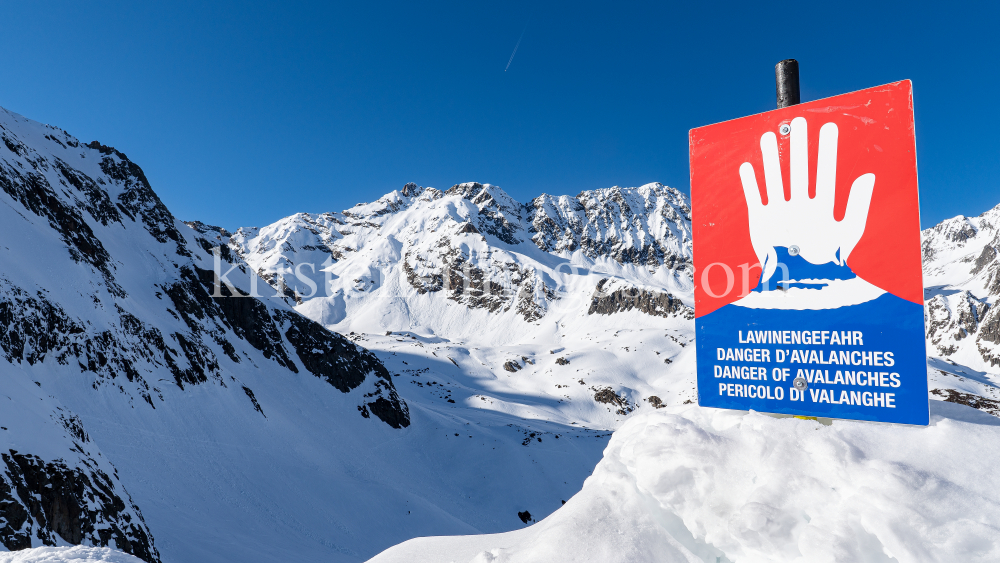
[{"x1": 696, "y1": 292, "x2": 929, "y2": 425}]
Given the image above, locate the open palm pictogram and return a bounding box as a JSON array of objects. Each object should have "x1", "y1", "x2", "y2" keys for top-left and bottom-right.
[{"x1": 738, "y1": 117, "x2": 876, "y2": 284}]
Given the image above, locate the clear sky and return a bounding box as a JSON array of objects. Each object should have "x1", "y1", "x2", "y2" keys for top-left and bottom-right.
[{"x1": 0, "y1": 1, "x2": 996, "y2": 230}]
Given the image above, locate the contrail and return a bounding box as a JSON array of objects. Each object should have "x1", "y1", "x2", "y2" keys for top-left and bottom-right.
[{"x1": 505, "y1": 18, "x2": 530, "y2": 72}]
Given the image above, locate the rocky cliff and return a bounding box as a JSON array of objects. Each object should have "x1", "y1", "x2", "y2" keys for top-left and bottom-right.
[{"x1": 0, "y1": 106, "x2": 408, "y2": 558}]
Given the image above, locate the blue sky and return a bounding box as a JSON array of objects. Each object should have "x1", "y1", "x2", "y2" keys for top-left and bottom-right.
[{"x1": 0, "y1": 1, "x2": 996, "y2": 229}]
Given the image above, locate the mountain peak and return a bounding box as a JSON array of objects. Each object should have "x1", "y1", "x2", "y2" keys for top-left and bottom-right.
[{"x1": 0, "y1": 101, "x2": 411, "y2": 560}]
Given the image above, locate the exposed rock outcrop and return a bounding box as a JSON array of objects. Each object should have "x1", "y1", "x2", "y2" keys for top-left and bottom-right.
[
  {"x1": 592, "y1": 387, "x2": 633, "y2": 416},
  {"x1": 0, "y1": 451, "x2": 158, "y2": 562},
  {"x1": 403, "y1": 249, "x2": 556, "y2": 322},
  {"x1": 588, "y1": 278, "x2": 693, "y2": 319},
  {"x1": 528, "y1": 183, "x2": 692, "y2": 270},
  {"x1": 926, "y1": 291, "x2": 990, "y2": 356}
]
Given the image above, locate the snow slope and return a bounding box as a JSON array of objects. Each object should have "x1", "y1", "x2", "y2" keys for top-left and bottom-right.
[
  {"x1": 0, "y1": 546, "x2": 143, "y2": 563},
  {"x1": 371, "y1": 402, "x2": 1000, "y2": 563},
  {"x1": 0, "y1": 105, "x2": 424, "y2": 562}
]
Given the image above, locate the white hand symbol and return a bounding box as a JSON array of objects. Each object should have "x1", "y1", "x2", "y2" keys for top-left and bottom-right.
[{"x1": 739, "y1": 117, "x2": 875, "y2": 282}]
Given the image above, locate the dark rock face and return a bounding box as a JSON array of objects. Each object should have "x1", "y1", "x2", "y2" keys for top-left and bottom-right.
[
  {"x1": 588, "y1": 278, "x2": 693, "y2": 320},
  {"x1": 403, "y1": 255, "x2": 444, "y2": 295},
  {"x1": 926, "y1": 292, "x2": 991, "y2": 357},
  {"x1": 278, "y1": 312, "x2": 379, "y2": 389},
  {"x1": 242, "y1": 386, "x2": 266, "y2": 417},
  {"x1": 184, "y1": 221, "x2": 231, "y2": 241},
  {"x1": 931, "y1": 388, "x2": 1000, "y2": 417},
  {"x1": 555, "y1": 357, "x2": 570, "y2": 366},
  {"x1": 446, "y1": 183, "x2": 523, "y2": 245},
  {"x1": 0, "y1": 276, "x2": 163, "y2": 405},
  {"x1": 942, "y1": 219, "x2": 978, "y2": 244},
  {"x1": 0, "y1": 149, "x2": 122, "y2": 295},
  {"x1": 276, "y1": 311, "x2": 408, "y2": 427},
  {"x1": 922, "y1": 217, "x2": 978, "y2": 263},
  {"x1": 647, "y1": 396, "x2": 665, "y2": 409},
  {"x1": 920, "y1": 205, "x2": 1000, "y2": 368},
  {"x1": 0, "y1": 451, "x2": 159, "y2": 562},
  {"x1": 503, "y1": 360, "x2": 521, "y2": 373},
  {"x1": 181, "y1": 252, "x2": 410, "y2": 427},
  {"x1": 403, "y1": 251, "x2": 555, "y2": 323},
  {"x1": 362, "y1": 388, "x2": 411, "y2": 430},
  {"x1": 458, "y1": 222, "x2": 480, "y2": 235},
  {"x1": 86, "y1": 142, "x2": 188, "y2": 258},
  {"x1": 400, "y1": 182, "x2": 423, "y2": 197},
  {"x1": 971, "y1": 245, "x2": 997, "y2": 275},
  {"x1": 192, "y1": 266, "x2": 296, "y2": 372},
  {"x1": 593, "y1": 387, "x2": 633, "y2": 416},
  {"x1": 978, "y1": 306, "x2": 1000, "y2": 367},
  {"x1": 527, "y1": 184, "x2": 692, "y2": 270},
  {"x1": 156, "y1": 249, "x2": 409, "y2": 427}
]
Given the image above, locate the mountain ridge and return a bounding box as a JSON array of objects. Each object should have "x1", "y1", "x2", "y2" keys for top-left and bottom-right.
[
  {"x1": 231, "y1": 179, "x2": 1000, "y2": 426},
  {"x1": 1, "y1": 97, "x2": 999, "y2": 563},
  {"x1": 0, "y1": 106, "x2": 410, "y2": 561}
]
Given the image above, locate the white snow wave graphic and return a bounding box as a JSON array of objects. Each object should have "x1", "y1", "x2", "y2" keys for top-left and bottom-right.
[{"x1": 732, "y1": 276, "x2": 886, "y2": 310}]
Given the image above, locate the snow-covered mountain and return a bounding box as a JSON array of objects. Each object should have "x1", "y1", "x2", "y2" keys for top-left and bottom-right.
[
  {"x1": 233, "y1": 183, "x2": 1000, "y2": 562},
  {"x1": 233, "y1": 180, "x2": 1000, "y2": 421},
  {"x1": 229, "y1": 181, "x2": 692, "y2": 329},
  {"x1": 923, "y1": 204, "x2": 1000, "y2": 363},
  {"x1": 4, "y1": 94, "x2": 1000, "y2": 563},
  {"x1": 0, "y1": 108, "x2": 658, "y2": 563},
  {"x1": 920, "y1": 203, "x2": 1000, "y2": 414},
  {"x1": 228, "y1": 181, "x2": 699, "y2": 431},
  {"x1": 0, "y1": 107, "x2": 437, "y2": 562}
]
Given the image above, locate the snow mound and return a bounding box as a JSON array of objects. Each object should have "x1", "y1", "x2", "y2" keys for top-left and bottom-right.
[
  {"x1": 370, "y1": 402, "x2": 1000, "y2": 563},
  {"x1": 0, "y1": 547, "x2": 143, "y2": 563}
]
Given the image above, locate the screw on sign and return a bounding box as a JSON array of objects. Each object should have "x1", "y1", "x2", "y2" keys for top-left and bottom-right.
[{"x1": 688, "y1": 79, "x2": 928, "y2": 425}]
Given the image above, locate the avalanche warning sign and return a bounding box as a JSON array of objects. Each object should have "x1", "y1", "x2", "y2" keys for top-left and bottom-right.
[{"x1": 689, "y1": 80, "x2": 928, "y2": 425}]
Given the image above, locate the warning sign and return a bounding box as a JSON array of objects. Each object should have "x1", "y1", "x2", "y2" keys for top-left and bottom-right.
[{"x1": 689, "y1": 80, "x2": 928, "y2": 424}]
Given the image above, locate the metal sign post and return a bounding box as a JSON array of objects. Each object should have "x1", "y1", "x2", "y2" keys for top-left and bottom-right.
[
  {"x1": 775, "y1": 59, "x2": 800, "y2": 108},
  {"x1": 688, "y1": 67, "x2": 929, "y2": 425}
]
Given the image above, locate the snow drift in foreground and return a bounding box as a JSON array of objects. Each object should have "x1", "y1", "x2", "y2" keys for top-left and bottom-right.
[
  {"x1": 0, "y1": 547, "x2": 142, "y2": 562},
  {"x1": 370, "y1": 401, "x2": 1000, "y2": 563}
]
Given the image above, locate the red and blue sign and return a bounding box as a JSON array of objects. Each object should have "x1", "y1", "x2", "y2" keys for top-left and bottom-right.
[{"x1": 689, "y1": 80, "x2": 928, "y2": 425}]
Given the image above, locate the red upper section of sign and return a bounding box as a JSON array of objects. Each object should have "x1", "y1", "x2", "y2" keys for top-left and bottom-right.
[{"x1": 689, "y1": 80, "x2": 922, "y2": 318}]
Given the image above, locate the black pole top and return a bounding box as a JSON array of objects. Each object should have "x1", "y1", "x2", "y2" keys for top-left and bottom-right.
[{"x1": 775, "y1": 59, "x2": 800, "y2": 108}]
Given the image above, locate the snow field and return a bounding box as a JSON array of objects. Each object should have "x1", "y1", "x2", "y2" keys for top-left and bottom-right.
[
  {"x1": 0, "y1": 547, "x2": 143, "y2": 563},
  {"x1": 371, "y1": 400, "x2": 1000, "y2": 563}
]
